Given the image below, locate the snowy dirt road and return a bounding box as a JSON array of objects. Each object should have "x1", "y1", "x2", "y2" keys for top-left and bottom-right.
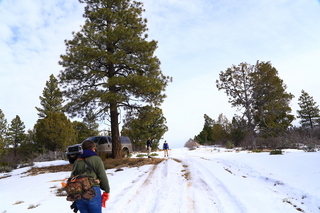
[
  {"x1": 106, "y1": 149, "x2": 320, "y2": 213},
  {"x1": 2, "y1": 148, "x2": 320, "y2": 213},
  {"x1": 108, "y1": 158, "x2": 222, "y2": 212}
]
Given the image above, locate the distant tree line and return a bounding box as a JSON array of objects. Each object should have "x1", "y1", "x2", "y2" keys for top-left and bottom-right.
[
  {"x1": 0, "y1": 75, "x2": 100, "y2": 166},
  {"x1": 0, "y1": 73, "x2": 167, "y2": 167},
  {"x1": 195, "y1": 61, "x2": 320, "y2": 150}
]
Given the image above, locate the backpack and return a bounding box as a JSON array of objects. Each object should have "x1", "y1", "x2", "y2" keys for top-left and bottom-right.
[
  {"x1": 64, "y1": 159, "x2": 99, "y2": 201},
  {"x1": 163, "y1": 143, "x2": 168, "y2": 149}
]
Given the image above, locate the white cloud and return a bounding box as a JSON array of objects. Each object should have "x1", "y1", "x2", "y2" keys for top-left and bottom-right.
[{"x1": 0, "y1": 0, "x2": 84, "y2": 128}]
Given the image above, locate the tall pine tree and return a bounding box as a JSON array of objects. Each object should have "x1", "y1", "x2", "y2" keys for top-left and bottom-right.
[
  {"x1": 59, "y1": 0, "x2": 171, "y2": 158},
  {"x1": 6, "y1": 115, "x2": 25, "y2": 157},
  {"x1": 252, "y1": 61, "x2": 294, "y2": 137},
  {"x1": 216, "y1": 63, "x2": 256, "y2": 148},
  {"x1": 35, "y1": 74, "x2": 64, "y2": 118},
  {"x1": 297, "y1": 90, "x2": 320, "y2": 130},
  {"x1": 216, "y1": 61, "x2": 294, "y2": 147},
  {"x1": 35, "y1": 74, "x2": 76, "y2": 152},
  {"x1": 0, "y1": 109, "x2": 7, "y2": 140},
  {"x1": 0, "y1": 109, "x2": 7, "y2": 156}
]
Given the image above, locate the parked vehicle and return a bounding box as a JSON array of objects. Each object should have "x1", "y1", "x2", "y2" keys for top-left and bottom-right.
[{"x1": 66, "y1": 136, "x2": 133, "y2": 164}]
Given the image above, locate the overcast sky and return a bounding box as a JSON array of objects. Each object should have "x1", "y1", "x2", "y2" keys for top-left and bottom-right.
[{"x1": 1, "y1": 0, "x2": 320, "y2": 148}]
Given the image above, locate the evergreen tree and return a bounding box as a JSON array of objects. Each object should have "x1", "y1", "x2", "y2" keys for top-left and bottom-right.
[
  {"x1": 212, "y1": 114, "x2": 230, "y2": 144},
  {"x1": 6, "y1": 115, "x2": 26, "y2": 157},
  {"x1": 34, "y1": 112, "x2": 77, "y2": 152},
  {"x1": 297, "y1": 90, "x2": 320, "y2": 130},
  {"x1": 0, "y1": 109, "x2": 7, "y2": 136},
  {"x1": 19, "y1": 129, "x2": 39, "y2": 160},
  {"x1": 73, "y1": 121, "x2": 88, "y2": 143},
  {"x1": 230, "y1": 116, "x2": 247, "y2": 147},
  {"x1": 252, "y1": 61, "x2": 294, "y2": 137},
  {"x1": 58, "y1": 0, "x2": 171, "y2": 158},
  {"x1": 216, "y1": 61, "x2": 294, "y2": 147},
  {"x1": 0, "y1": 109, "x2": 7, "y2": 156},
  {"x1": 121, "y1": 106, "x2": 168, "y2": 150},
  {"x1": 216, "y1": 63, "x2": 256, "y2": 148},
  {"x1": 83, "y1": 110, "x2": 100, "y2": 136},
  {"x1": 35, "y1": 74, "x2": 77, "y2": 152},
  {"x1": 73, "y1": 117, "x2": 99, "y2": 143},
  {"x1": 35, "y1": 74, "x2": 64, "y2": 118},
  {"x1": 72, "y1": 110, "x2": 100, "y2": 143},
  {"x1": 195, "y1": 114, "x2": 215, "y2": 145}
]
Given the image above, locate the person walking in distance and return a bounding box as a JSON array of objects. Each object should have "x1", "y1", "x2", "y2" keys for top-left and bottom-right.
[
  {"x1": 163, "y1": 140, "x2": 169, "y2": 157},
  {"x1": 146, "y1": 137, "x2": 152, "y2": 158}
]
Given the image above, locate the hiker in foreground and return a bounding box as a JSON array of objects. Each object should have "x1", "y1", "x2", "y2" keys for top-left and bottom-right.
[
  {"x1": 69, "y1": 140, "x2": 110, "y2": 213},
  {"x1": 163, "y1": 140, "x2": 169, "y2": 157}
]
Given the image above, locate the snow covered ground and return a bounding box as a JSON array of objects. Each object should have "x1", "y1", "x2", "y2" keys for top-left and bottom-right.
[{"x1": 1, "y1": 147, "x2": 320, "y2": 213}]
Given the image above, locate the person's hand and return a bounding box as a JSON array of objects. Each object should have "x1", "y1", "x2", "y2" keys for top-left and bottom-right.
[{"x1": 102, "y1": 192, "x2": 109, "y2": 208}]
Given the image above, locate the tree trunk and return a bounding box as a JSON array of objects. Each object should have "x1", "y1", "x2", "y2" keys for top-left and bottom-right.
[
  {"x1": 110, "y1": 103, "x2": 121, "y2": 159},
  {"x1": 245, "y1": 105, "x2": 256, "y2": 149}
]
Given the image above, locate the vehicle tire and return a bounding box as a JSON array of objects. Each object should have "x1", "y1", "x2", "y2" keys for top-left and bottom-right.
[{"x1": 122, "y1": 148, "x2": 129, "y2": 158}]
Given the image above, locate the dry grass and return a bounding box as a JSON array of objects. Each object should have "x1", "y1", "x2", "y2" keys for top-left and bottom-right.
[
  {"x1": 22, "y1": 157, "x2": 165, "y2": 176},
  {"x1": 23, "y1": 164, "x2": 73, "y2": 176},
  {"x1": 27, "y1": 204, "x2": 40, "y2": 209},
  {"x1": 171, "y1": 158, "x2": 190, "y2": 180},
  {"x1": 172, "y1": 158, "x2": 182, "y2": 163},
  {"x1": 13, "y1": 201, "x2": 24, "y2": 205}
]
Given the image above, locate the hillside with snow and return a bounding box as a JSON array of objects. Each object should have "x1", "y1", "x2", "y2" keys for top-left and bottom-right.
[{"x1": 1, "y1": 147, "x2": 320, "y2": 213}]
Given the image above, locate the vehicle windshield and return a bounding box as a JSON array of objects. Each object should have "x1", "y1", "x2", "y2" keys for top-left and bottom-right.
[{"x1": 87, "y1": 136, "x2": 108, "y2": 145}]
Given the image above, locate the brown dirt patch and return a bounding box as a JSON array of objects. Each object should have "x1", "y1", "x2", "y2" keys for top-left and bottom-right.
[{"x1": 24, "y1": 158, "x2": 165, "y2": 176}]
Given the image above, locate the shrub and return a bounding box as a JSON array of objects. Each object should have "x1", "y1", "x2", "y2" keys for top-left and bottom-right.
[
  {"x1": 303, "y1": 146, "x2": 316, "y2": 152},
  {"x1": 184, "y1": 138, "x2": 199, "y2": 150},
  {"x1": 0, "y1": 162, "x2": 11, "y2": 167},
  {"x1": 0, "y1": 162, "x2": 15, "y2": 173},
  {"x1": 33, "y1": 151, "x2": 65, "y2": 162},
  {"x1": 226, "y1": 141, "x2": 234, "y2": 149},
  {"x1": 0, "y1": 165, "x2": 14, "y2": 173},
  {"x1": 270, "y1": 150, "x2": 282, "y2": 155},
  {"x1": 18, "y1": 162, "x2": 34, "y2": 169}
]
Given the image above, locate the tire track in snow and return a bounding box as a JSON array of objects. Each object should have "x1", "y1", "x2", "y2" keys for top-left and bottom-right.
[
  {"x1": 106, "y1": 165, "x2": 156, "y2": 212},
  {"x1": 180, "y1": 156, "x2": 247, "y2": 213},
  {"x1": 127, "y1": 159, "x2": 191, "y2": 213},
  {"x1": 107, "y1": 159, "x2": 191, "y2": 213},
  {"x1": 107, "y1": 156, "x2": 247, "y2": 213},
  {"x1": 201, "y1": 157, "x2": 320, "y2": 213}
]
